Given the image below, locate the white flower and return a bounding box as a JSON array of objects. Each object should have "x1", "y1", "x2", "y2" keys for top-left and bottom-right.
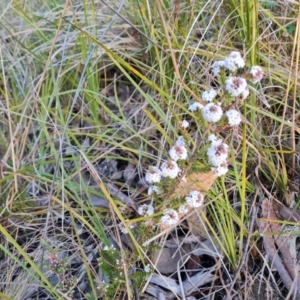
[
  {"x1": 148, "y1": 185, "x2": 161, "y2": 196},
  {"x1": 169, "y1": 145, "x2": 188, "y2": 161},
  {"x1": 207, "y1": 142, "x2": 229, "y2": 167},
  {"x1": 201, "y1": 89, "x2": 218, "y2": 102},
  {"x1": 142, "y1": 241, "x2": 150, "y2": 247},
  {"x1": 241, "y1": 88, "x2": 249, "y2": 100},
  {"x1": 211, "y1": 60, "x2": 225, "y2": 76},
  {"x1": 202, "y1": 103, "x2": 223, "y2": 123},
  {"x1": 225, "y1": 76, "x2": 247, "y2": 97},
  {"x1": 188, "y1": 102, "x2": 204, "y2": 112},
  {"x1": 179, "y1": 120, "x2": 189, "y2": 129},
  {"x1": 160, "y1": 209, "x2": 179, "y2": 226},
  {"x1": 224, "y1": 51, "x2": 245, "y2": 72},
  {"x1": 118, "y1": 223, "x2": 128, "y2": 234},
  {"x1": 160, "y1": 160, "x2": 180, "y2": 179},
  {"x1": 225, "y1": 109, "x2": 242, "y2": 126},
  {"x1": 138, "y1": 204, "x2": 155, "y2": 216},
  {"x1": 185, "y1": 191, "x2": 204, "y2": 208},
  {"x1": 175, "y1": 136, "x2": 186, "y2": 147},
  {"x1": 145, "y1": 166, "x2": 162, "y2": 184},
  {"x1": 210, "y1": 137, "x2": 223, "y2": 147},
  {"x1": 207, "y1": 134, "x2": 218, "y2": 143},
  {"x1": 249, "y1": 66, "x2": 264, "y2": 83},
  {"x1": 211, "y1": 164, "x2": 229, "y2": 176},
  {"x1": 118, "y1": 222, "x2": 135, "y2": 234},
  {"x1": 144, "y1": 264, "x2": 151, "y2": 273},
  {"x1": 178, "y1": 204, "x2": 189, "y2": 214}
]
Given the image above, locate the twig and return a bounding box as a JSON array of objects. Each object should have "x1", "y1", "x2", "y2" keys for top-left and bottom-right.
[
  {"x1": 263, "y1": 200, "x2": 296, "y2": 280},
  {"x1": 260, "y1": 199, "x2": 300, "y2": 296},
  {"x1": 259, "y1": 219, "x2": 294, "y2": 291}
]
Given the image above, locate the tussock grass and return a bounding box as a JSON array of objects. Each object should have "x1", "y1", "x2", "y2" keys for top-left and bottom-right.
[{"x1": 0, "y1": 0, "x2": 299, "y2": 299}]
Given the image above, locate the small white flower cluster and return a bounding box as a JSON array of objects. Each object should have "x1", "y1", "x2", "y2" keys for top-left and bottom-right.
[
  {"x1": 211, "y1": 164, "x2": 229, "y2": 177},
  {"x1": 213, "y1": 52, "x2": 264, "y2": 94},
  {"x1": 118, "y1": 221, "x2": 135, "y2": 234},
  {"x1": 212, "y1": 51, "x2": 245, "y2": 76},
  {"x1": 185, "y1": 190, "x2": 204, "y2": 208},
  {"x1": 207, "y1": 142, "x2": 228, "y2": 166},
  {"x1": 178, "y1": 204, "x2": 189, "y2": 214},
  {"x1": 144, "y1": 264, "x2": 151, "y2": 273},
  {"x1": 169, "y1": 144, "x2": 188, "y2": 161},
  {"x1": 179, "y1": 119, "x2": 189, "y2": 129},
  {"x1": 211, "y1": 60, "x2": 225, "y2": 76},
  {"x1": 201, "y1": 103, "x2": 223, "y2": 123},
  {"x1": 138, "y1": 204, "x2": 154, "y2": 216},
  {"x1": 206, "y1": 135, "x2": 229, "y2": 176},
  {"x1": 147, "y1": 185, "x2": 161, "y2": 196},
  {"x1": 160, "y1": 190, "x2": 206, "y2": 227},
  {"x1": 206, "y1": 133, "x2": 218, "y2": 143},
  {"x1": 225, "y1": 109, "x2": 242, "y2": 126},
  {"x1": 160, "y1": 160, "x2": 181, "y2": 178},
  {"x1": 188, "y1": 101, "x2": 203, "y2": 112},
  {"x1": 144, "y1": 137, "x2": 189, "y2": 224},
  {"x1": 145, "y1": 166, "x2": 161, "y2": 184},
  {"x1": 145, "y1": 136, "x2": 188, "y2": 190},
  {"x1": 189, "y1": 100, "x2": 224, "y2": 124},
  {"x1": 102, "y1": 245, "x2": 116, "y2": 252},
  {"x1": 201, "y1": 89, "x2": 218, "y2": 102},
  {"x1": 225, "y1": 76, "x2": 247, "y2": 97},
  {"x1": 160, "y1": 209, "x2": 179, "y2": 226},
  {"x1": 175, "y1": 135, "x2": 186, "y2": 147},
  {"x1": 249, "y1": 66, "x2": 264, "y2": 83},
  {"x1": 223, "y1": 51, "x2": 245, "y2": 72},
  {"x1": 189, "y1": 51, "x2": 264, "y2": 128}
]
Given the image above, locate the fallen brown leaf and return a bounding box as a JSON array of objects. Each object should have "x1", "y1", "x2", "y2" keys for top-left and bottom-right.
[{"x1": 172, "y1": 171, "x2": 217, "y2": 197}]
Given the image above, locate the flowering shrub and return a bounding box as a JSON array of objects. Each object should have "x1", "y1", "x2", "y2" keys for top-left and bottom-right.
[
  {"x1": 97, "y1": 245, "x2": 125, "y2": 298},
  {"x1": 138, "y1": 51, "x2": 264, "y2": 228},
  {"x1": 46, "y1": 251, "x2": 77, "y2": 297},
  {"x1": 98, "y1": 244, "x2": 150, "y2": 297}
]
